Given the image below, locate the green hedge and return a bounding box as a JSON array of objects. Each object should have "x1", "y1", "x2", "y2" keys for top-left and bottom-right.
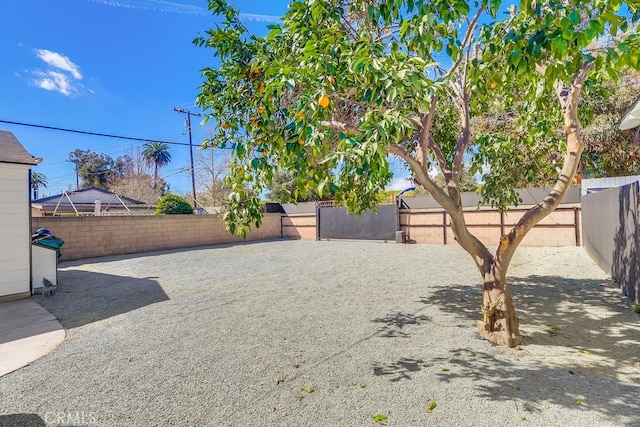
[{"x1": 155, "y1": 194, "x2": 193, "y2": 215}]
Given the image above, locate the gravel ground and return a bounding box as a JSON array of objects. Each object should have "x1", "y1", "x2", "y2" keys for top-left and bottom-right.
[{"x1": 1, "y1": 239, "x2": 639, "y2": 427}]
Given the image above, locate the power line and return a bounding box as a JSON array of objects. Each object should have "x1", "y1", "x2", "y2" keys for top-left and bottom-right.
[{"x1": 0, "y1": 119, "x2": 195, "y2": 147}]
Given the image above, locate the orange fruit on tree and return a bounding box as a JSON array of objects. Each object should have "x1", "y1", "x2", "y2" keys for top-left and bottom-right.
[
  {"x1": 318, "y1": 95, "x2": 330, "y2": 108},
  {"x1": 221, "y1": 122, "x2": 230, "y2": 129},
  {"x1": 258, "y1": 85, "x2": 266, "y2": 93},
  {"x1": 298, "y1": 139, "x2": 305, "y2": 145},
  {"x1": 490, "y1": 81, "x2": 498, "y2": 89},
  {"x1": 295, "y1": 111, "x2": 304, "y2": 119},
  {"x1": 257, "y1": 107, "x2": 265, "y2": 114}
]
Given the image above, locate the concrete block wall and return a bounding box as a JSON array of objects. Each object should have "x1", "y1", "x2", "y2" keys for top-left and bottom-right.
[
  {"x1": 30, "y1": 205, "x2": 580, "y2": 263},
  {"x1": 32, "y1": 214, "x2": 282, "y2": 261}
]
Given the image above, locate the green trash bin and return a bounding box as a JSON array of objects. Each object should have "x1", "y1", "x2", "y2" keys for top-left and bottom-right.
[{"x1": 32, "y1": 229, "x2": 65, "y2": 258}]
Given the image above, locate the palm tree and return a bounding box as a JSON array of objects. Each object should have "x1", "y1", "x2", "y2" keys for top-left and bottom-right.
[
  {"x1": 31, "y1": 171, "x2": 48, "y2": 200},
  {"x1": 142, "y1": 142, "x2": 171, "y2": 188}
]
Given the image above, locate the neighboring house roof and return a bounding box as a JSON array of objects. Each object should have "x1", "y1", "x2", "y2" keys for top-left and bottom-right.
[
  {"x1": 620, "y1": 95, "x2": 640, "y2": 130},
  {"x1": 32, "y1": 187, "x2": 155, "y2": 215},
  {"x1": 0, "y1": 130, "x2": 37, "y2": 165},
  {"x1": 33, "y1": 187, "x2": 146, "y2": 206}
]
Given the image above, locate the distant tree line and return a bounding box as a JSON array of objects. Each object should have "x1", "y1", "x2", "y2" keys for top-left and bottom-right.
[{"x1": 67, "y1": 145, "x2": 170, "y2": 204}]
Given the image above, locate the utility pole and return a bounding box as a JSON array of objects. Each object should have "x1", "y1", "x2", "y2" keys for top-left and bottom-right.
[{"x1": 174, "y1": 107, "x2": 201, "y2": 208}]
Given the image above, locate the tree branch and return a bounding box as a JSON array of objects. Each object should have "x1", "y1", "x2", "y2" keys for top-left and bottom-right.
[
  {"x1": 417, "y1": 95, "x2": 444, "y2": 169},
  {"x1": 319, "y1": 120, "x2": 363, "y2": 136},
  {"x1": 496, "y1": 60, "x2": 595, "y2": 272},
  {"x1": 387, "y1": 143, "x2": 453, "y2": 210},
  {"x1": 443, "y1": 6, "x2": 484, "y2": 80},
  {"x1": 387, "y1": 142, "x2": 491, "y2": 271}
]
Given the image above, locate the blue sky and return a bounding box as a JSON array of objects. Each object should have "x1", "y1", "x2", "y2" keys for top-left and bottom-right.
[{"x1": 0, "y1": 0, "x2": 298, "y2": 197}]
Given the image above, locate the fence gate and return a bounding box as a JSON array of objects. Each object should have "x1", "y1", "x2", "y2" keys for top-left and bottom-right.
[{"x1": 317, "y1": 204, "x2": 399, "y2": 241}]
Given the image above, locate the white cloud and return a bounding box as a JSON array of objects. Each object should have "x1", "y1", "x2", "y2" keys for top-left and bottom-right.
[
  {"x1": 32, "y1": 71, "x2": 73, "y2": 96},
  {"x1": 87, "y1": 0, "x2": 281, "y2": 22},
  {"x1": 35, "y1": 49, "x2": 82, "y2": 80},
  {"x1": 28, "y1": 49, "x2": 84, "y2": 97},
  {"x1": 240, "y1": 13, "x2": 281, "y2": 23},
  {"x1": 386, "y1": 176, "x2": 414, "y2": 191}
]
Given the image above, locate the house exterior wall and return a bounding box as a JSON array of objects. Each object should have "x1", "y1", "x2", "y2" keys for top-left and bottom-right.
[
  {"x1": 32, "y1": 214, "x2": 282, "y2": 261},
  {"x1": 0, "y1": 164, "x2": 31, "y2": 299}
]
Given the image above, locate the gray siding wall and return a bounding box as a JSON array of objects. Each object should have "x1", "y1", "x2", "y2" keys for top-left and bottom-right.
[{"x1": 582, "y1": 182, "x2": 639, "y2": 303}]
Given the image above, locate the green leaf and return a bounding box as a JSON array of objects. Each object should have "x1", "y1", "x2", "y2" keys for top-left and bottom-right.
[
  {"x1": 427, "y1": 401, "x2": 437, "y2": 413},
  {"x1": 508, "y1": 49, "x2": 521, "y2": 66},
  {"x1": 489, "y1": 0, "x2": 501, "y2": 18},
  {"x1": 372, "y1": 414, "x2": 388, "y2": 422},
  {"x1": 569, "y1": 10, "x2": 581, "y2": 25}
]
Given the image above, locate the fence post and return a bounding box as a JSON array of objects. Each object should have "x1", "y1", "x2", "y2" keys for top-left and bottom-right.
[
  {"x1": 315, "y1": 204, "x2": 320, "y2": 241},
  {"x1": 574, "y1": 207, "x2": 580, "y2": 247},
  {"x1": 442, "y1": 211, "x2": 447, "y2": 245}
]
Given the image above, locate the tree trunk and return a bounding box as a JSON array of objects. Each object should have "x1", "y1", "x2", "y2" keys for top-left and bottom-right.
[
  {"x1": 153, "y1": 165, "x2": 158, "y2": 189},
  {"x1": 477, "y1": 257, "x2": 522, "y2": 347}
]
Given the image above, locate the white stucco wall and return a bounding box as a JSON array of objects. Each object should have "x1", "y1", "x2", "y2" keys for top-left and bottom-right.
[{"x1": 0, "y1": 163, "x2": 31, "y2": 297}]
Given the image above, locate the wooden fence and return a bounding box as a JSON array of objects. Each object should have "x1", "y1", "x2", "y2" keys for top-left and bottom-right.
[{"x1": 400, "y1": 207, "x2": 581, "y2": 247}]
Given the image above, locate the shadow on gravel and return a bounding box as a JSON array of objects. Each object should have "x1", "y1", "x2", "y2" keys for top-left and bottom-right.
[
  {"x1": 372, "y1": 312, "x2": 432, "y2": 338},
  {"x1": 0, "y1": 413, "x2": 46, "y2": 426},
  {"x1": 373, "y1": 357, "x2": 432, "y2": 382},
  {"x1": 58, "y1": 240, "x2": 279, "y2": 266},
  {"x1": 424, "y1": 275, "x2": 640, "y2": 383},
  {"x1": 36, "y1": 270, "x2": 169, "y2": 329},
  {"x1": 369, "y1": 311, "x2": 433, "y2": 381},
  {"x1": 431, "y1": 348, "x2": 640, "y2": 426}
]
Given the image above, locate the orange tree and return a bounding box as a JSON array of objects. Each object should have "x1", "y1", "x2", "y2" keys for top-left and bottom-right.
[{"x1": 195, "y1": 0, "x2": 639, "y2": 347}]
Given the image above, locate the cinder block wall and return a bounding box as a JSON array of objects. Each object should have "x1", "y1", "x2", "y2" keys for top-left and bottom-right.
[
  {"x1": 32, "y1": 214, "x2": 282, "y2": 261},
  {"x1": 31, "y1": 206, "x2": 581, "y2": 262}
]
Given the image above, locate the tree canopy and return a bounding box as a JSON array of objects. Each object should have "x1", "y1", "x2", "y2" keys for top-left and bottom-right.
[
  {"x1": 67, "y1": 147, "x2": 167, "y2": 203},
  {"x1": 142, "y1": 141, "x2": 172, "y2": 188},
  {"x1": 196, "y1": 0, "x2": 639, "y2": 346},
  {"x1": 155, "y1": 194, "x2": 194, "y2": 215},
  {"x1": 68, "y1": 149, "x2": 117, "y2": 189},
  {"x1": 31, "y1": 171, "x2": 48, "y2": 200}
]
